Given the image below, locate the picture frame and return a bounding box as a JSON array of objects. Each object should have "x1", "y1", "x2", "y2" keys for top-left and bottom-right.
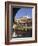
[{"x1": 5, "y1": 1, "x2": 37, "y2": 45}]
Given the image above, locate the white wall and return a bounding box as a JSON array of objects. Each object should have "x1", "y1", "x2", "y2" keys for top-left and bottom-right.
[{"x1": 0, "y1": 0, "x2": 38, "y2": 46}]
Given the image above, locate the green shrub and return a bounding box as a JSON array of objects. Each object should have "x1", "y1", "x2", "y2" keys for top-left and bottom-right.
[{"x1": 15, "y1": 25, "x2": 32, "y2": 32}]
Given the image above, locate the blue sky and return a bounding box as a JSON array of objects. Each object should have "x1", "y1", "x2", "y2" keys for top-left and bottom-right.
[{"x1": 15, "y1": 8, "x2": 32, "y2": 19}]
